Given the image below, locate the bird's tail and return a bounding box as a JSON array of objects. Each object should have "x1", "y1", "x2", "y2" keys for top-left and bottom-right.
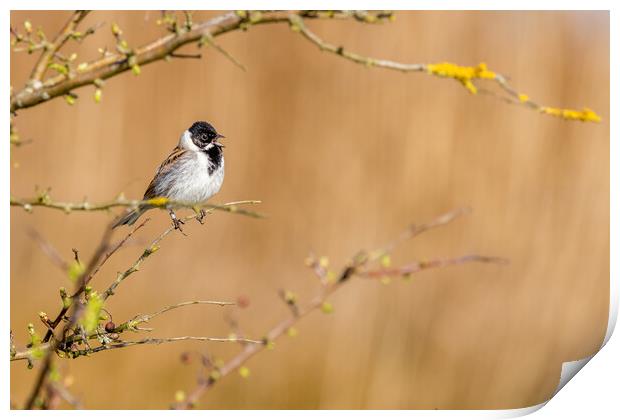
[{"x1": 112, "y1": 206, "x2": 148, "y2": 228}]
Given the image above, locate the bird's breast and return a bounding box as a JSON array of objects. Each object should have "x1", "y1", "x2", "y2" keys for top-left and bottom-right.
[{"x1": 166, "y1": 153, "x2": 224, "y2": 204}]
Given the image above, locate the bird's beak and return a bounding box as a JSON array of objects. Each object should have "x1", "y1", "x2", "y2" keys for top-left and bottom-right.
[{"x1": 214, "y1": 133, "x2": 226, "y2": 148}]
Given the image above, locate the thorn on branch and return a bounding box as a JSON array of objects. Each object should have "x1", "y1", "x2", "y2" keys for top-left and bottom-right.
[
  {"x1": 71, "y1": 248, "x2": 80, "y2": 264},
  {"x1": 169, "y1": 52, "x2": 202, "y2": 59},
  {"x1": 338, "y1": 265, "x2": 356, "y2": 283},
  {"x1": 278, "y1": 289, "x2": 300, "y2": 316}
]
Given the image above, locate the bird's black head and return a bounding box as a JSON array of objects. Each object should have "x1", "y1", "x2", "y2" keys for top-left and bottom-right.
[{"x1": 188, "y1": 121, "x2": 225, "y2": 149}]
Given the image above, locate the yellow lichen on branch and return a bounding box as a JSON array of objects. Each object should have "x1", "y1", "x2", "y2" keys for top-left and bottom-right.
[
  {"x1": 425, "y1": 61, "x2": 601, "y2": 122},
  {"x1": 540, "y1": 106, "x2": 601, "y2": 122},
  {"x1": 288, "y1": 17, "x2": 602, "y2": 124},
  {"x1": 146, "y1": 197, "x2": 170, "y2": 207},
  {"x1": 10, "y1": 11, "x2": 602, "y2": 125},
  {"x1": 426, "y1": 62, "x2": 496, "y2": 94}
]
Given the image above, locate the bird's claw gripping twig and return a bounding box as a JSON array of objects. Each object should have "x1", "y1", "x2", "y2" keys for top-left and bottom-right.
[
  {"x1": 196, "y1": 209, "x2": 207, "y2": 225},
  {"x1": 168, "y1": 209, "x2": 186, "y2": 235},
  {"x1": 173, "y1": 218, "x2": 185, "y2": 231}
]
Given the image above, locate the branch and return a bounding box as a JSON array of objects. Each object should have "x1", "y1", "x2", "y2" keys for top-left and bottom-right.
[
  {"x1": 13, "y1": 300, "x2": 239, "y2": 363},
  {"x1": 10, "y1": 10, "x2": 600, "y2": 122},
  {"x1": 29, "y1": 11, "x2": 90, "y2": 82},
  {"x1": 173, "y1": 208, "x2": 506, "y2": 408},
  {"x1": 24, "y1": 223, "x2": 114, "y2": 409},
  {"x1": 10, "y1": 11, "x2": 308, "y2": 112},
  {"x1": 10, "y1": 195, "x2": 263, "y2": 218},
  {"x1": 288, "y1": 14, "x2": 601, "y2": 123},
  {"x1": 19, "y1": 197, "x2": 262, "y2": 393},
  {"x1": 41, "y1": 219, "x2": 149, "y2": 344},
  {"x1": 19, "y1": 192, "x2": 262, "y2": 406}
]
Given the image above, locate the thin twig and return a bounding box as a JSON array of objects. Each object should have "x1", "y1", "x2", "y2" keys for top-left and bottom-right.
[
  {"x1": 100, "y1": 205, "x2": 225, "y2": 301},
  {"x1": 86, "y1": 336, "x2": 263, "y2": 352},
  {"x1": 29, "y1": 11, "x2": 90, "y2": 82},
  {"x1": 375, "y1": 207, "x2": 472, "y2": 257},
  {"x1": 100, "y1": 214, "x2": 192, "y2": 301},
  {"x1": 27, "y1": 229, "x2": 69, "y2": 272},
  {"x1": 81, "y1": 218, "x2": 149, "y2": 288},
  {"x1": 45, "y1": 382, "x2": 82, "y2": 409},
  {"x1": 199, "y1": 33, "x2": 246, "y2": 71},
  {"x1": 122, "y1": 300, "x2": 237, "y2": 331},
  {"x1": 359, "y1": 255, "x2": 509, "y2": 279},
  {"x1": 12, "y1": 335, "x2": 261, "y2": 362},
  {"x1": 289, "y1": 14, "x2": 425, "y2": 73},
  {"x1": 101, "y1": 201, "x2": 256, "y2": 301}
]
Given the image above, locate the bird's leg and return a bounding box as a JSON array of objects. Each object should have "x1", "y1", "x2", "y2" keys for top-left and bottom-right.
[
  {"x1": 195, "y1": 208, "x2": 207, "y2": 225},
  {"x1": 168, "y1": 208, "x2": 186, "y2": 233}
]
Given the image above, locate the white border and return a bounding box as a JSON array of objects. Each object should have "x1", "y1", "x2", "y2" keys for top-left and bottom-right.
[{"x1": 4, "y1": 1, "x2": 616, "y2": 418}]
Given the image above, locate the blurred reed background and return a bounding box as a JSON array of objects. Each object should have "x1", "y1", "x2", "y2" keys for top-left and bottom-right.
[{"x1": 10, "y1": 10, "x2": 609, "y2": 409}]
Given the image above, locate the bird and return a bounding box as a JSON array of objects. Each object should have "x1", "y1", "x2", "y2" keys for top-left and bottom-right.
[{"x1": 112, "y1": 121, "x2": 226, "y2": 231}]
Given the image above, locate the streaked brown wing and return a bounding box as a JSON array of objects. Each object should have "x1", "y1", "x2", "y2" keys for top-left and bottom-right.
[{"x1": 143, "y1": 146, "x2": 188, "y2": 199}]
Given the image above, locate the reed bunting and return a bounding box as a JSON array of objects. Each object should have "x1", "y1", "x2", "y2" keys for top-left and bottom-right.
[{"x1": 113, "y1": 121, "x2": 225, "y2": 231}]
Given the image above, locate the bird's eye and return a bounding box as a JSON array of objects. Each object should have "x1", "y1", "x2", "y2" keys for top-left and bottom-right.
[{"x1": 200, "y1": 133, "x2": 208, "y2": 141}]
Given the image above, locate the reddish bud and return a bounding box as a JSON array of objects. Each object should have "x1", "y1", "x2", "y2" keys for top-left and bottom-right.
[
  {"x1": 236, "y1": 295, "x2": 250, "y2": 309},
  {"x1": 180, "y1": 352, "x2": 192, "y2": 365}
]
